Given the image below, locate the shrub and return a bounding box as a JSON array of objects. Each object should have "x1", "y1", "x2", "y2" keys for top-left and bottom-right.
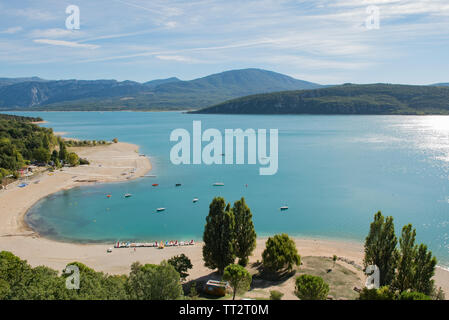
[
  {"x1": 399, "y1": 291, "x2": 431, "y2": 300},
  {"x1": 295, "y1": 274, "x2": 329, "y2": 300},
  {"x1": 270, "y1": 290, "x2": 284, "y2": 300}
]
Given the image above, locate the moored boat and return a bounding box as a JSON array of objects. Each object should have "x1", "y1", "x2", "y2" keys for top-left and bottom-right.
[{"x1": 213, "y1": 182, "x2": 224, "y2": 186}]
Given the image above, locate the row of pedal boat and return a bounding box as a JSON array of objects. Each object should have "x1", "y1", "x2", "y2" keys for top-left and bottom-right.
[{"x1": 114, "y1": 240, "x2": 195, "y2": 249}]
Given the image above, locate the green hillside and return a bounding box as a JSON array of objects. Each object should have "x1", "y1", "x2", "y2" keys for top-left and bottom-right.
[{"x1": 193, "y1": 84, "x2": 449, "y2": 115}]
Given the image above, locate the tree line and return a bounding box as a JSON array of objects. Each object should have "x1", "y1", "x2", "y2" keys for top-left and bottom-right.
[
  {"x1": 0, "y1": 113, "x2": 112, "y2": 184},
  {"x1": 0, "y1": 114, "x2": 57, "y2": 182},
  {"x1": 0, "y1": 251, "x2": 193, "y2": 300}
]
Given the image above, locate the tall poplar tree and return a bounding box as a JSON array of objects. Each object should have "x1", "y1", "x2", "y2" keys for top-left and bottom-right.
[
  {"x1": 233, "y1": 197, "x2": 256, "y2": 266},
  {"x1": 203, "y1": 197, "x2": 235, "y2": 274},
  {"x1": 412, "y1": 244, "x2": 437, "y2": 295},
  {"x1": 393, "y1": 225, "x2": 437, "y2": 295},
  {"x1": 58, "y1": 140, "x2": 68, "y2": 162},
  {"x1": 393, "y1": 224, "x2": 416, "y2": 292},
  {"x1": 364, "y1": 211, "x2": 398, "y2": 286}
]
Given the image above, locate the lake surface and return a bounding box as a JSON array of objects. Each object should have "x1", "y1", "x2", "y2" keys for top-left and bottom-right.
[{"x1": 10, "y1": 112, "x2": 449, "y2": 267}]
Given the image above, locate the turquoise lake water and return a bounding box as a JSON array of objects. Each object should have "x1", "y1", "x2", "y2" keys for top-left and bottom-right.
[{"x1": 9, "y1": 112, "x2": 449, "y2": 267}]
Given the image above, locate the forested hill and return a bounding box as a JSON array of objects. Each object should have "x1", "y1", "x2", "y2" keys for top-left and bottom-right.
[
  {"x1": 192, "y1": 84, "x2": 449, "y2": 115},
  {"x1": 0, "y1": 113, "x2": 43, "y2": 122},
  {"x1": 0, "y1": 69, "x2": 321, "y2": 111}
]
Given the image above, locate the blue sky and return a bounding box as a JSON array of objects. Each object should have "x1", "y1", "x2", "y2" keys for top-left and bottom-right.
[{"x1": 0, "y1": 0, "x2": 448, "y2": 84}]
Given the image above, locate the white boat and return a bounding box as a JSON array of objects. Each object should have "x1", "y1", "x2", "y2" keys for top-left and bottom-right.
[
  {"x1": 156, "y1": 208, "x2": 166, "y2": 212},
  {"x1": 213, "y1": 182, "x2": 224, "y2": 186},
  {"x1": 144, "y1": 174, "x2": 157, "y2": 177},
  {"x1": 124, "y1": 193, "x2": 132, "y2": 198},
  {"x1": 280, "y1": 206, "x2": 289, "y2": 211},
  {"x1": 193, "y1": 198, "x2": 199, "y2": 203}
]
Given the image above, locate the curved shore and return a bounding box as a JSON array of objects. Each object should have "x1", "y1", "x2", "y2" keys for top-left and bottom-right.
[{"x1": 0, "y1": 141, "x2": 448, "y2": 298}]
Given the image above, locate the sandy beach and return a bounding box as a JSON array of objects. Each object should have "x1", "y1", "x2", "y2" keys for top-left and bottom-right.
[{"x1": 0, "y1": 141, "x2": 448, "y2": 298}]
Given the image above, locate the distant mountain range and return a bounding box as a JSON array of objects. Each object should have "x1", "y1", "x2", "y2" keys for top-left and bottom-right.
[
  {"x1": 193, "y1": 84, "x2": 449, "y2": 115},
  {"x1": 0, "y1": 69, "x2": 322, "y2": 111}
]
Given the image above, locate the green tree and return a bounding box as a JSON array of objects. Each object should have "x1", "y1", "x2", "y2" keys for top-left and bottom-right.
[
  {"x1": 51, "y1": 150, "x2": 59, "y2": 163},
  {"x1": 42, "y1": 134, "x2": 50, "y2": 150},
  {"x1": 58, "y1": 140, "x2": 68, "y2": 161},
  {"x1": 393, "y1": 224, "x2": 416, "y2": 292},
  {"x1": 126, "y1": 261, "x2": 182, "y2": 300},
  {"x1": 295, "y1": 274, "x2": 329, "y2": 300},
  {"x1": 412, "y1": 244, "x2": 437, "y2": 295},
  {"x1": 233, "y1": 197, "x2": 256, "y2": 267},
  {"x1": 33, "y1": 147, "x2": 51, "y2": 163},
  {"x1": 23, "y1": 266, "x2": 67, "y2": 300},
  {"x1": 363, "y1": 211, "x2": 398, "y2": 286},
  {"x1": 0, "y1": 251, "x2": 33, "y2": 299},
  {"x1": 67, "y1": 152, "x2": 80, "y2": 166},
  {"x1": 167, "y1": 254, "x2": 193, "y2": 281},
  {"x1": 62, "y1": 262, "x2": 128, "y2": 300},
  {"x1": 0, "y1": 138, "x2": 24, "y2": 171},
  {"x1": 222, "y1": 264, "x2": 252, "y2": 300},
  {"x1": 262, "y1": 234, "x2": 300, "y2": 273},
  {"x1": 203, "y1": 197, "x2": 235, "y2": 274}
]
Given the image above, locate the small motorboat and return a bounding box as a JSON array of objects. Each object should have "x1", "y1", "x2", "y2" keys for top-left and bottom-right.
[
  {"x1": 156, "y1": 208, "x2": 166, "y2": 212},
  {"x1": 213, "y1": 182, "x2": 224, "y2": 186},
  {"x1": 124, "y1": 193, "x2": 132, "y2": 198},
  {"x1": 144, "y1": 175, "x2": 157, "y2": 177},
  {"x1": 106, "y1": 194, "x2": 112, "y2": 198},
  {"x1": 193, "y1": 198, "x2": 199, "y2": 203},
  {"x1": 175, "y1": 183, "x2": 181, "y2": 187},
  {"x1": 152, "y1": 183, "x2": 159, "y2": 187},
  {"x1": 280, "y1": 206, "x2": 289, "y2": 211}
]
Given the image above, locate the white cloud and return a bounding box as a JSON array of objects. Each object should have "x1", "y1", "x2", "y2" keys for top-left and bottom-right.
[
  {"x1": 0, "y1": 26, "x2": 23, "y2": 34},
  {"x1": 164, "y1": 21, "x2": 177, "y2": 28},
  {"x1": 33, "y1": 39, "x2": 99, "y2": 49},
  {"x1": 11, "y1": 8, "x2": 56, "y2": 21},
  {"x1": 155, "y1": 55, "x2": 195, "y2": 62},
  {"x1": 30, "y1": 28, "x2": 82, "y2": 38}
]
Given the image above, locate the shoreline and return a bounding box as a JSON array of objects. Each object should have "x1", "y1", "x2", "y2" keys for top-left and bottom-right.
[
  {"x1": 0, "y1": 140, "x2": 448, "y2": 297},
  {"x1": 0, "y1": 141, "x2": 151, "y2": 236}
]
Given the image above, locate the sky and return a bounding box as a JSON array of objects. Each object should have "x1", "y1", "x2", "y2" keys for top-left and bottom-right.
[{"x1": 0, "y1": 0, "x2": 448, "y2": 85}]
